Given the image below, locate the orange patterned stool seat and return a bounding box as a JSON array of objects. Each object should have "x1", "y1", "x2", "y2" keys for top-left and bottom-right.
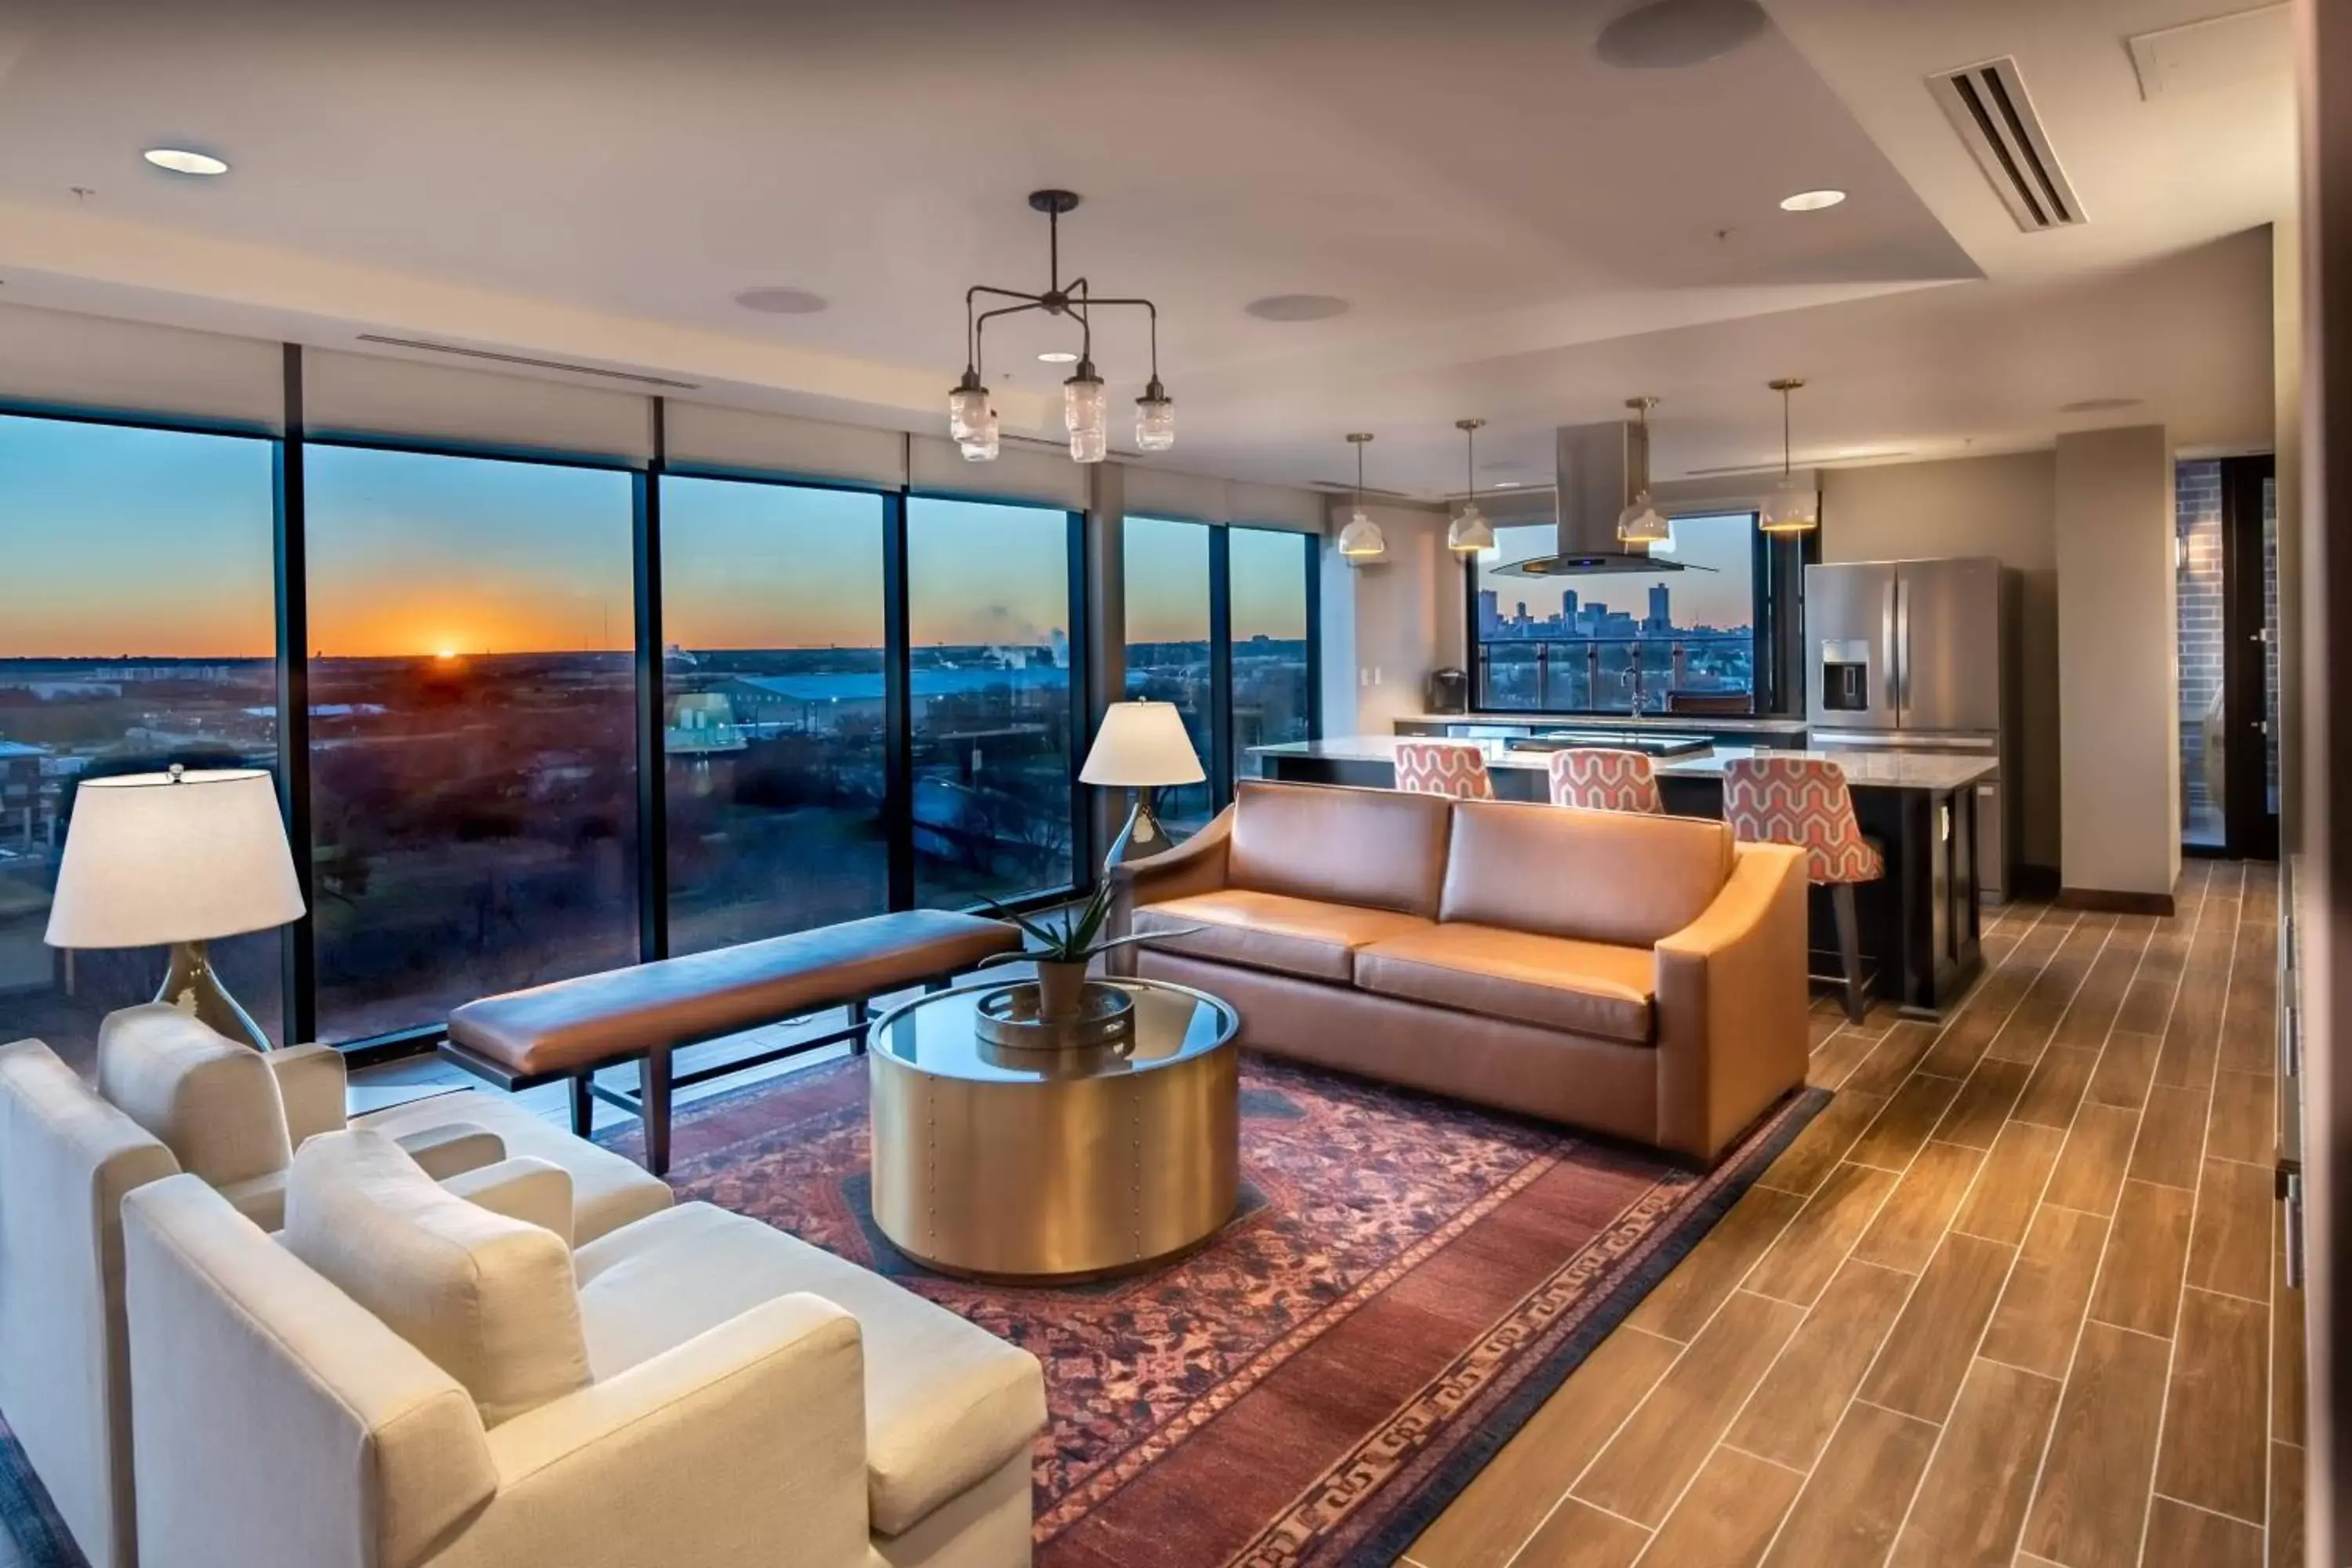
[
  {"x1": 1393, "y1": 741, "x2": 1496, "y2": 800},
  {"x1": 1546, "y1": 748, "x2": 1664, "y2": 815},
  {"x1": 1724, "y1": 754, "x2": 1883, "y2": 1021}
]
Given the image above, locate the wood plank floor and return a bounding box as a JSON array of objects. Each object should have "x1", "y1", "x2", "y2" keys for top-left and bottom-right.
[{"x1": 1408, "y1": 861, "x2": 2303, "y2": 1568}]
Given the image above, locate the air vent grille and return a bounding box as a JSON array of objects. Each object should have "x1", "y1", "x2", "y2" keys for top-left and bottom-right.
[
  {"x1": 354, "y1": 333, "x2": 702, "y2": 390},
  {"x1": 1929, "y1": 56, "x2": 2084, "y2": 232}
]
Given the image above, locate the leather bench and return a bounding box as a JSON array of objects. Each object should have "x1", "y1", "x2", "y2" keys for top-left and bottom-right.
[{"x1": 442, "y1": 910, "x2": 1021, "y2": 1174}]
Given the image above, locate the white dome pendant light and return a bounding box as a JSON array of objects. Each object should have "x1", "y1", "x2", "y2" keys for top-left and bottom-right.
[
  {"x1": 1616, "y1": 396, "x2": 1671, "y2": 545},
  {"x1": 1446, "y1": 418, "x2": 1495, "y2": 556},
  {"x1": 1337, "y1": 433, "x2": 1388, "y2": 564},
  {"x1": 1761, "y1": 377, "x2": 1822, "y2": 535}
]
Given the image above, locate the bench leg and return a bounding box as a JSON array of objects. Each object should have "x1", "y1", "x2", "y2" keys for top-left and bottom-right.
[
  {"x1": 640, "y1": 1048, "x2": 673, "y2": 1178},
  {"x1": 569, "y1": 1073, "x2": 593, "y2": 1138},
  {"x1": 848, "y1": 997, "x2": 868, "y2": 1056}
]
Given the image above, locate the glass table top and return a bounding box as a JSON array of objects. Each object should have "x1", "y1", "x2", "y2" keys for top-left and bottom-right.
[{"x1": 868, "y1": 978, "x2": 1240, "y2": 1085}]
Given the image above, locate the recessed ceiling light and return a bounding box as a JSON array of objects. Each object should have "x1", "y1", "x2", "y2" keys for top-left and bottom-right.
[
  {"x1": 733, "y1": 286, "x2": 829, "y2": 315},
  {"x1": 1493, "y1": 481, "x2": 1524, "y2": 489},
  {"x1": 1037, "y1": 350, "x2": 1080, "y2": 364},
  {"x1": 1779, "y1": 189, "x2": 1846, "y2": 212},
  {"x1": 143, "y1": 148, "x2": 228, "y2": 176},
  {"x1": 1244, "y1": 294, "x2": 1351, "y2": 322},
  {"x1": 1596, "y1": 0, "x2": 1769, "y2": 69}
]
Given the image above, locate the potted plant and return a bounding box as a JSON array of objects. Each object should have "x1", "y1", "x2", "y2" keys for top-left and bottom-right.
[{"x1": 979, "y1": 819, "x2": 1196, "y2": 1021}]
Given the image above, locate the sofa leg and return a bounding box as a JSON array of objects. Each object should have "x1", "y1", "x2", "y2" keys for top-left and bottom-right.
[
  {"x1": 1831, "y1": 882, "x2": 1866, "y2": 1024},
  {"x1": 568, "y1": 1073, "x2": 593, "y2": 1138},
  {"x1": 640, "y1": 1049, "x2": 673, "y2": 1178}
]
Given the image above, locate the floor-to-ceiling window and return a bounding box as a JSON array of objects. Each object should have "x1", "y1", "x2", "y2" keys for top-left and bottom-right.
[
  {"x1": 661, "y1": 477, "x2": 888, "y2": 952},
  {"x1": 1122, "y1": 515, "x2": 1214, "y2": 834},
  {"x1": 0, "y1": 416, "x2": 281, "y2": 1058},
  {"x1": 906, "y1": 496, "x2": 1077, "y2": 907},
  {"x1": 303, "y1": 445, "x2": 639, "y2": 1041},
  {"x1": 1228, "y1": 526, "x2": 1313, "y2": 774}
]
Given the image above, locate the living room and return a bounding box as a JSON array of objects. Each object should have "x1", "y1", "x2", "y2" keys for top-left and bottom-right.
[{"x1": 1, "y1": 2, "x2": 2348, "y2": 1566}]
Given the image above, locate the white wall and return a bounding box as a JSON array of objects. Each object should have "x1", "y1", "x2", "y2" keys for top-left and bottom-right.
[
  {"x1": 1317, "y1": 502, "x2": 1461, "y2": 733},
  {"x1": 2055, "y1": 426, "x2": 2180, "y2": 901},
  {"x1": 1821, "y1": 452, "x2": 2062, "y2": 873}
]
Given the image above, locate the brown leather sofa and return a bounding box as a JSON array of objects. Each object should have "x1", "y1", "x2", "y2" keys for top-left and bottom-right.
[{"x1": 1113, "y1": 779, "x2": 1810, "y2": 1163}]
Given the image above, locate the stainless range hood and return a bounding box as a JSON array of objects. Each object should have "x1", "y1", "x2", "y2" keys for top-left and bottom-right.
[{"x1": 1489, "y1": 417, "x2": 1686, "y2": 578}]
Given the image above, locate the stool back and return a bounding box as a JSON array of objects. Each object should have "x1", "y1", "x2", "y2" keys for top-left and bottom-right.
[
  {"x1": 1723, "y1": 754, "x2": 1882, "y2": 884},
  {"x1": 1547, "y1": 748, "x2": 1663, "y2": 815},
  {"x1": 1393, "y1": 741, "x2": 1495, "y2": 801}
]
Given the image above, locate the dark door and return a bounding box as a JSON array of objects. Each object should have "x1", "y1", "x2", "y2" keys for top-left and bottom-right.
[{"x1": 2221, "y1": 456, "x2": 2281, "y2": 859}]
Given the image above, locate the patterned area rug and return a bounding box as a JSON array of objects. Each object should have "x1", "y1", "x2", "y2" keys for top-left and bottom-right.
[{"x1": 0, "y1": 1059, "x2": 1820, "y2": 1568}]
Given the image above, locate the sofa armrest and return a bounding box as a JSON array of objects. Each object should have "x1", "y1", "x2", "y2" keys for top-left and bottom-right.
[
  {"x1": 391, "y1": 1122, "x2": 507, "y2": 1183},
  {"x1": 1112, "y1": 804, "x2": 1235, "y2": 914},
  {"x1": 267, "y1": 1044, "x2": 349, "y2": 1146},
  {"x1": 1651, "y1": 842, "x2": 1811, "y2": 1162},
  {"x1": 474, "y1": 1294, "x2": 869, "y2": 1566},
  {"x1": 442, "y1": 1156, "x2": 575, "y2": 1247}
]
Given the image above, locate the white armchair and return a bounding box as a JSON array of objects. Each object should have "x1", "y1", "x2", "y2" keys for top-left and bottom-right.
[{"x1": 122, "y1": 1131, "x2": 1044, "y2": 1568}]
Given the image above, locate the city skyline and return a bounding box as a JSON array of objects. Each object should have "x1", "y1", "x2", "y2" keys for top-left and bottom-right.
[{"x1": 1473, "y1": 516, "x2": 1757, "y2": 634}]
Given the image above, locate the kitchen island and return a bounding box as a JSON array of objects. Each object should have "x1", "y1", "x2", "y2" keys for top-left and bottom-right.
[{"x1": 1247, "y1": 737, "x2": 1994, "y2": 1016}]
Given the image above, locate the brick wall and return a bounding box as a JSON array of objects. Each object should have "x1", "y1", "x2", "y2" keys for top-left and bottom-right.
[{"x1": 2176, "y1": 459, "x2": 2224, "y2": 840}]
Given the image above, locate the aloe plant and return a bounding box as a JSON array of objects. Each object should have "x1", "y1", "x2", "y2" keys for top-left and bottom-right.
[{"x1": 977, "y1": 814, "x2": 1196, "y2": 968}]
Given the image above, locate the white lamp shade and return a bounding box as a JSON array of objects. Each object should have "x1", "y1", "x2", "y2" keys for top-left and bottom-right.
[
  {"x1": 45, "y1": 768, "x2": 306, "y2": 949},
  {"x1": 1080, "y1": 702, "x2": 1206, "y2": 788}
]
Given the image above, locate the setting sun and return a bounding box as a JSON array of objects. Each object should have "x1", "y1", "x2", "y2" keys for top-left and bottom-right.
[{"x1": 434, "y1": 648, "x2": 459, "y2": 661}]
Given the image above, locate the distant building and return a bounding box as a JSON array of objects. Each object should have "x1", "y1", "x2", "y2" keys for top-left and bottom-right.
[
  {"x1": 1476, "y1": 589, "x2": 1500, "y2": 640},
  {"x1": 1646, "y1": 583, "x2": 1671, "y2": 633}
]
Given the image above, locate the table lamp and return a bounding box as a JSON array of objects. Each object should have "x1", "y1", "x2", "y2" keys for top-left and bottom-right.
[
  {"x1": 1080, "y1": 700, "x2": 1206, "y2": 864},
  {"x1": 44, "y1": 765, "x2": 307, "y2": 1051}
]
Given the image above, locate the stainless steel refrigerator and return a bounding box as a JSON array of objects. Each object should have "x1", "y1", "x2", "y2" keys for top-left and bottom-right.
[{"x1": 1804, "y1": 557, "x2": 2017, "y2": 901}]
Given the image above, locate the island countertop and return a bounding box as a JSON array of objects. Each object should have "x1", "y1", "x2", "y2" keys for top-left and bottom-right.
[
  {"x1": 1250, "y1": 736, "x2": 1998, "y2": 793},
  {"x1": 1396, "y1": 712, "x2": 1811, "y2": 735}
]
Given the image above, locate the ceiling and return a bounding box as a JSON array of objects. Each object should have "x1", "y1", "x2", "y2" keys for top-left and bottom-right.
[{"x1": 0, "y1": 0, "x2": 2297, "y2": 493}]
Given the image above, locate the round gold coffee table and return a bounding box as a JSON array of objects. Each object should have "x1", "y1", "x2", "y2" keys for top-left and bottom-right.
[{"x1": 866, "y1": 978, "x2": 1240, "y2": 1282}]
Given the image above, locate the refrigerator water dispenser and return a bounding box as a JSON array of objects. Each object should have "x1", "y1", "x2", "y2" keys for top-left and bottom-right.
[{"x1": 1818, "y1": 639, "x2": 1874, "y2": 712}]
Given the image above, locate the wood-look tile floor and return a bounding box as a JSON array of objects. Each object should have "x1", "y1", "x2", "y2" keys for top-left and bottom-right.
[{"x1": 1408, "y1": 861, "x2": 2303, "y2": 1568}]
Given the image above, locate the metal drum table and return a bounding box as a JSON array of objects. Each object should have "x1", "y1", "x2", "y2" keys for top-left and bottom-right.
[{"x1": 866, "y1": 978, "x2": 1241, "y2": 1282}]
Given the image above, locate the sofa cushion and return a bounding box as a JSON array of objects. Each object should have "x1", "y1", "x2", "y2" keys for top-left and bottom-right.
[
  {"x1": 1354, "y1": 924, "x2": 1657, "y2": 1044},
  {"x1": 1227, "y1": 779, "x2": 1454, "y2": 919},
  {"x1": 1133, "y1": 891, "x2": 1435, "y2": 983},
  {"x1": 96, "y1": 1003, "x2": 293, "y2": 1190},
  {"x1": 356, "y1": 1087, "x2": 674, "y2": 1244},
  {"x1": 284, "y1": 1128, "x2": 591, "y2": 1427},
  {"x1": 575, "y1": 1202, "x2": 1045, "y2": 1538},
  {"x1": 1440, "y1": 799, "x2": 1733, "y2": 949}
]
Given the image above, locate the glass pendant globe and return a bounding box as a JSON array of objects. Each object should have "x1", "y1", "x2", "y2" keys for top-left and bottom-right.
[
  {"x1": 1337, "y1": 510, "x2": 1388, "y2": 563},
  {"x1": 949, "y1": 382, "x2": 990, "y2": 443},
  {"x1": 1446, "y1": 503, "x2": 1494, "y2": 556},
  {"x1": 1064, "y1": 369, "x2": 1107, "y2": 438},
  {"x1": 1136, "y1": 389, "x2": 1175, "y2": 452},
  {"x1": 959, "y1": 406, "x2": 1000, "y2": 463},
  {"x1": 1616, "y1": 492, "x2": 1671, "y2": 544},
  {"x1": 1760, "y1": 474, "x2": 1820, "y2": 534},
  {"x1": 1069, "y1": 423, "x2": 1107, "y2": 463}
]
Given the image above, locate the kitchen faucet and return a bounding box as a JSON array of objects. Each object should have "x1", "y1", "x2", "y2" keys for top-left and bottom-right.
[{"x1": 1621, "y1": 659, "x2": 1648, "y2": 718}]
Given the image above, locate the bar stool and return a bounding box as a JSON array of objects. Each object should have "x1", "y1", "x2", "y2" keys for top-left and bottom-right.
[
  {"x1": 1547, "y1": 748, "x2": 1664, "y2": 814},
  {"x1": 1723, "y1": 754, "x2": 1884, "y2": 1022},
  {"x1": 1394, "y1": 740, "x2": 1495, "y2": 800}
]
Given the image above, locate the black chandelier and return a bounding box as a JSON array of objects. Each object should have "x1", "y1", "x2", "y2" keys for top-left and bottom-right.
[{"x1": 949, "y1": 190, "x2": 1173, "y2": 465}]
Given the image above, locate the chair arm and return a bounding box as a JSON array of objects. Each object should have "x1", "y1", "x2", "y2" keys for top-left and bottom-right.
[
  {"x1": 470, "y1": 1294, "x2": 869, "y2": 1568},
  {"x1": 392, "y1": 1122, "x2": 507, "y2": 1183},
  {"x1": 1651, "y1": 843, "x2": 1811, "y2": 1162},
  {"x1": 442, "y1": 1156, "x2": 575, "y2": 1247},
  {"x1": 267, "y1": 1043, "x2": 349, "y2": 1146}
]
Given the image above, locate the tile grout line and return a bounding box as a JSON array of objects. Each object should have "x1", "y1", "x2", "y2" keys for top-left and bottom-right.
[{"x1": 2006, "y1": 862, "x2": 2211, "y2": 1568}]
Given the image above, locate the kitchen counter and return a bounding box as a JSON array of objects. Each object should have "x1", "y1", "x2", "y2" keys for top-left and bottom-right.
[
  {"x1": 1248, "y1": 735, "x2": 1987, "y2": 1017},
  {"x1": 1396, "y1": 712, "x2": 1810, "y2": 735},
  {"x1": 1257, "y1": 737, "x2": 1998, "y2": 793}
]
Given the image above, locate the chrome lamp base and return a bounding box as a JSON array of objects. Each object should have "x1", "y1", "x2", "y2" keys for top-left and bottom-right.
[
  {"x1": 157, "y1": 938, "x2": 270, "y2": 1051},
  {"x1": 1109, "y1": 789, "x2": 1169, "y2": 866}
]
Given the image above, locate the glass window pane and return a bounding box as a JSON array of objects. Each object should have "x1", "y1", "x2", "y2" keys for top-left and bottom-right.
[
  {"x1": 1472, "y1": 514, "x2": 1757, "y2": 714},
  {"x1": 2175, "y1": 459, "x2": 2225, "y2": 847},
  {"x1": 906, "y1": 498, "x2": 1076, "y2": 906},
  {"x1": 1229, "y1": 528, "x2": 1312, "y2": 778},
  {"x1": 662, "y1": 478, "x2": 887, "y2": 953},
  {"x1": 1122, "y1": 517, "x2": 1214, "y2": 837},
  {"x1": 305, "y1": 447, "x2": 637, "y2": 1042},
  {"x1": 0, "y1": 417, "x2": 281, "y2": 1059}
]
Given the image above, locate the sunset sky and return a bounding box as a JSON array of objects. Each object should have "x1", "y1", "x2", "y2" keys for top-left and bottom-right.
[{"x1": 2, "y1": 416, "x2": 1310, "y2": 659}]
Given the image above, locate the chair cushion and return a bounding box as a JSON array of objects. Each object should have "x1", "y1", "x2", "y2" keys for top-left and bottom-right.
[
  {"x1": 96, "y1": 1003, "x2": 292, "y2": 1189},
  {"x1": 1227, "y1": 779, "x2": 1454, "y2": 919},
  {"x1": 1132, "y1": 891, "x2": 1435, "y2": 983},
  {"x1": 1439, "y1": 799, "x2": 1733, "y2": 949},
  {"x1": 574, "y1": 1203, "x2": 1045, "y2": 1538},
  {"x1": 283, "y1": 1129, "x2": 590, "y2": 1427},
  {"x1": 448, "y1": 910, "x2": 1021, "y2": 1076},
  {"x1": 1353, "y1": 924, "x2": 1657, "y2": 1044},
  {"x1": 356, "y1": 1087, "x2": 674, "y2": 1244}
]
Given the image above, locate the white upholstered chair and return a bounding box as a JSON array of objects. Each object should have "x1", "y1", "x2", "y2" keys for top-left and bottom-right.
[{"x1": 122, "y1": 1131, "x2": 1046, "y2": 1568}]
